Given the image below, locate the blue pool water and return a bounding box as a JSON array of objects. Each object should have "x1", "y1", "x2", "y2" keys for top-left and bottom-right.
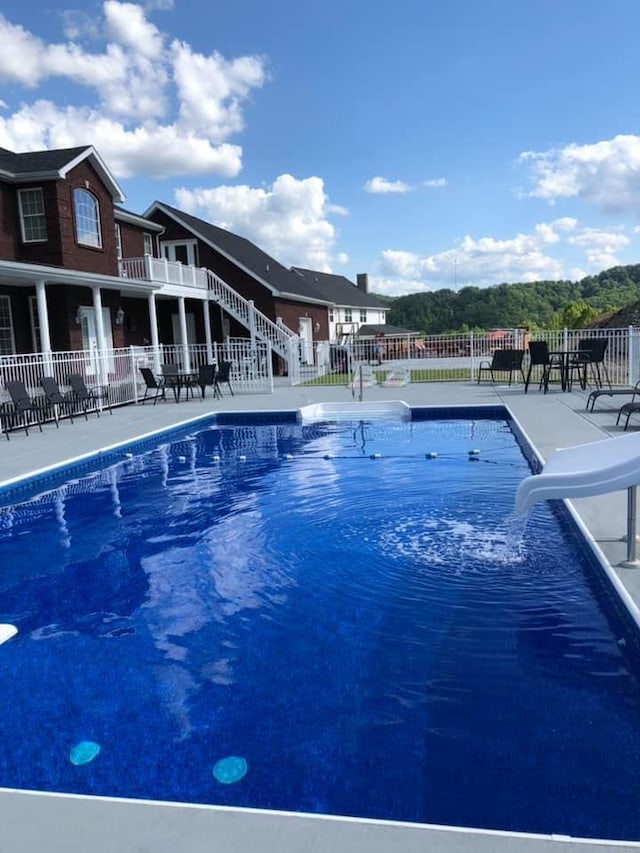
[{"x1": 1, "y1": 414, "x2": 640, "y2": 840}]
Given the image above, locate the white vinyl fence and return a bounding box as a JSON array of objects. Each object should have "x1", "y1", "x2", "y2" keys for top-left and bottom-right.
[
  {"x1": 298, "y1": 327, "x2": 639, "y2": 388},
  {"x1": 0, "y1": 339, "x2": 273, "y2": 423}
]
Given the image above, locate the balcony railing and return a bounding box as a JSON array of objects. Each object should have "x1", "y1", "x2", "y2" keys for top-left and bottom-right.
[{"x1": 119, "y1": 256, "x2": 208, "y2": 290}]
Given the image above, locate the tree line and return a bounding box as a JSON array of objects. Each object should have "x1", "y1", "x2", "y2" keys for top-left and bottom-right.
[{"x1": 378, "y1": 264, "x2": 640, "y2": 334}]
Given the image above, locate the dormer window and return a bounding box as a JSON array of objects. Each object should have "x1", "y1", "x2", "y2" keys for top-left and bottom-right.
[
  {"x1": 74, "y1": 188, "x2": 102, "y2": 248},
  {"x1": 18, "y1": 188, "x2": 47, "y2": 242}
]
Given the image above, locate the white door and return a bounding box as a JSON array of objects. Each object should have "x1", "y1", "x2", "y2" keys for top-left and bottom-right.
[
  {"x1": 298, "y1": 317, "x2": 313, "y2": 365},
  {"x1": 78, "y1": 307, "x2": 114, "y2": 377},
  {"x1": 162, "y1": 241, "x2": 197, "y2": 266}
]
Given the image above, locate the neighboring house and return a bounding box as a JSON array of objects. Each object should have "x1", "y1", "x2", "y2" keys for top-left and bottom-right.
[{"x1": 291, "y1": 268, "x2": 387, "y2": 342}]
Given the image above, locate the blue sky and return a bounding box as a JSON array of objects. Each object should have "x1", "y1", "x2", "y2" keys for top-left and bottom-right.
[{"x1": 1, "y1": 0, "x2": 640, "y2": 295}]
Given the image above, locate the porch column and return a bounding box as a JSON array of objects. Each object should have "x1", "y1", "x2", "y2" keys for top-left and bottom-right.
[
  {"x1": 92, "y1": 287, "x2": 108, "y2": 385},
  {"x1": 35, "y1": 280, "x2": 52, "y2": 367},
  {"x1": 203, "y1": 300, "x2": 214, "y2": 364},
  {"x1": 178, "y1": 296, "x2": 191, "y2": 372},
  {"x1": 148, "y1": 293, "x2": 161, "y2": 374}
]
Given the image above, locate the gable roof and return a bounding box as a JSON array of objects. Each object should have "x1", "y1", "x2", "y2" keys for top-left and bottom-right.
[
  {"x1": 0, "y1": 145, "x2": 124, "y2": 202},
  {"x1": 144, "y1": 201, "x2": 332, "y2": 306},
  {"x1": 114, "y1": 205, "x2": 164, "y2": 232},
  {"x1": 292, "y1": 267, "x2": 385, "y2": 309}
]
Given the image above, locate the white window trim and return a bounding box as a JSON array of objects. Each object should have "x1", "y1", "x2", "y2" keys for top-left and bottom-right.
[
  {"x1": 74, "y1": 188, "x2": 103, "y2": 249},
  {"x1": 143, "y1": 232, "x2": 154, "y2": 256},
  {"x1": 115, "y1": 223, "x2": 122, "y2": 259},
  {"x1": 18, "y1": 188, "x2": 47, "y2": 243}
]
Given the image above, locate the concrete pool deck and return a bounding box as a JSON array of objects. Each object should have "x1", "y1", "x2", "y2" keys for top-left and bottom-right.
[{"x1": 1, "y1": 378, "x2": 640, "y2": 852}]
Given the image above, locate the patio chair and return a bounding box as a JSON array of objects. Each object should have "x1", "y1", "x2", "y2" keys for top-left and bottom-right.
[
  {"x1": 196, "y1": 364, "x2": 219, "y2": 399},
  {"x1": 67, "y1": 373, "x2": 112, "y2": 418},
  {"x1": 5, "y1": 381, "x2": 46, "y2": 436},
  {"x1": 139, "y1": 367, "x2": 166, "y2": 405},
  {"x1": 567, "y1": 338, "x2": 611, "y2": 391},
  {"x1": 213, "y1": 361, "x2": 234, "y2": 396},
  {"x1": 477, "y1": 349, "x2": 526, "y2": 386},
  {"x1": 40, "y1": 376, "x2": 80, "y2": 423},
  {"x1": 524, "y1": 341, "x2": 564, "y2": 394}
]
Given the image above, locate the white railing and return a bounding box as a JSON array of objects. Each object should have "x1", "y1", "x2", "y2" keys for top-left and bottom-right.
[
  {"x1": 0, "y1": 341, "x2": 273, "y2": 420},
  {"x1": 205, "y1": 269, "x2": 299, "y2": 363},
  {"x1": 119, "y1": 257, "x2": 208, "y2": 290},
  {"x1": 119, "y1": 257, "x2": 301, "y2": 377},
  {"x1": 297, "y1": 327, "x2": 636, "y2": 387}
]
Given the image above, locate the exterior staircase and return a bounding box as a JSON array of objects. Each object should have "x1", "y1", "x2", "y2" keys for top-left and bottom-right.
[{"x1": 205, "y1": 269, "x2": 300, "y2": 376}]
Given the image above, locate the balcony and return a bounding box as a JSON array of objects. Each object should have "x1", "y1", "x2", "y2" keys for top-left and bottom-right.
[{"x1": 119, "y1": 256, "x2": 208, "y2": 290}]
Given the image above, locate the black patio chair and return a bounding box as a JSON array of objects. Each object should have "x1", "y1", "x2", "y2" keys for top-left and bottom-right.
[
  {"x1": 524, "y1": 341, "x2": 564, "y2": 394},
  {"x1": 139, "y1": 367, "x2": 166, "y2": 405},
  {"x1": 40, "y1": 376, "x2": 80, "y2": 423},
  {"x1": 196, "y1": 364, "x2": 219, "y2": 399},
  {"x1": 567, "y1": 338, "x2": 611, "y2": 391},
  {"x1": 213, "y1": 361, "x2": 234, "y2": 396},
  {"x1": 477, "y1": 349, "x2": 526, "y2": 386},
  {"x1": 67, "y1": 373, "x2": 112, "y2": 418},
  {"x1": 5, "y1": 381, "x2": 46, "y2": 436}
]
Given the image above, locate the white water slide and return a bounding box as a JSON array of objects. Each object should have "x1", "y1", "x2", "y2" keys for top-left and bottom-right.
[{"x1": 515, "y1": 431, "x2": 640, "y2": 564}]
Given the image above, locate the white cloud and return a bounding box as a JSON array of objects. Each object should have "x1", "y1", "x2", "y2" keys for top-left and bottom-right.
[
  {"x1": 0, "y1": 101, "x2": 242, "y2": 178},
  {"x1": 175, "y1": 174, "x2": 338, "y2": 270},
  {"x1": 0, "y1": 3, "x2": 267, "y2": 177},
  {"x1": 520, "y1": 134, "x2": 640, "y2": 215},
  {"x1": 103, "y1": 1, "x2": 164, "y2": 58},
  {"x1": 423, "y1": 178, "x2": 447, "y2": 188},
  {"x1": 336, "y1": 252, "x2": 349, "y2": 265},
  {"x1": 364, "y1": 176, "x2": 411, "y2": 194},
  {"x1": 369, "y1": 276, "x2": 433, "y2": 297},
  {"x1": 372, "y1": 217, "x2": 610, "y2": 296},
  {"x1": 566, "y1": 226, "x2": 629, "y2": 269}
]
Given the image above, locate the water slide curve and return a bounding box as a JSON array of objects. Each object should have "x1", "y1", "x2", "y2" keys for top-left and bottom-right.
[{"x1": 515, "y1": 431, "x2": 640, "y2": 515}]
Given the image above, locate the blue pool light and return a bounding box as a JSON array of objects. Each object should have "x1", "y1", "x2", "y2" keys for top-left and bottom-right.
[
  {"x1": 213, "y1": 755, "x2": 248, "y2": 784},
  {"x1": 70, "y1": 741, "x2": 101, "y2": 766}
]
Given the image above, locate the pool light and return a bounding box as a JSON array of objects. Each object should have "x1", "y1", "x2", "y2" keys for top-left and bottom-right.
[
  {"x1": 69, "y1": 741, "x2": 101, "y2": 766},
  {"x1": 212, "y1": 755, "x2": 248, "y2": 784}
]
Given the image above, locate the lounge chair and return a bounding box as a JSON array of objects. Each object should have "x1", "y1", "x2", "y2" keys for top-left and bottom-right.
[
  {"x1": 67, "y1": 373, "x2": 112, "y2": 417},
  {"x1": 139, "y1": 367, "x2": 166, "y2": 405},
  {"x1": 586, "y1": 380, "x2": 640, "y2": 413},
  {"x1": 213, "y1": 361, "x2": 234, "y2": 396},
  {"x1": 40, "y1": 376, "x2": 80, "y2": 423},
  {"x1": 5, "y1": 381, "x2": 46, "y2": 436},
  {"x1": 617, "y1": 401, "x2": 640, "y2": 431},
  {"x1": 477, "y1": 349, "x2": 526, "y2": 386}
]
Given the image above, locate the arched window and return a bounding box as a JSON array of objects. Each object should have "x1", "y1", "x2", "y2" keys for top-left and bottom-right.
[{"x1": 73, "y1": 188, "x2": 102, "y2": 248}]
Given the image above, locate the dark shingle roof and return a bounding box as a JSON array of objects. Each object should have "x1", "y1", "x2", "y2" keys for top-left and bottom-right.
[
  {"x1": 292, "y1": 267, "x2": 386, "y2": 309},
  {"x1": 146, "y1": 202, "x2": 332, "y2": 305},
  {"x1": 0, "y1": 146, "x2": 91, "y2": 176},
  {"x1": 357, "y1": 323, "x2": 418, "y2": 337}
]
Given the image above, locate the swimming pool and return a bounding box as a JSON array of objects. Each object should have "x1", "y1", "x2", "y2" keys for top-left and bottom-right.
[{"x1": 1, "y1": 410, "x2": 639, "y2": 841}]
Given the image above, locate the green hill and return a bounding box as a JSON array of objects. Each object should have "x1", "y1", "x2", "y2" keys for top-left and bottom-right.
[{"x1": 381, "y1": 264, "x2": 640, "y2": 334}]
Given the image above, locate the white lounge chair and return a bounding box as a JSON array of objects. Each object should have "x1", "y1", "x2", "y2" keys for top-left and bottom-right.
[{"x1": 382, "y1": 366, "x2": 410, "y2": 387}]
